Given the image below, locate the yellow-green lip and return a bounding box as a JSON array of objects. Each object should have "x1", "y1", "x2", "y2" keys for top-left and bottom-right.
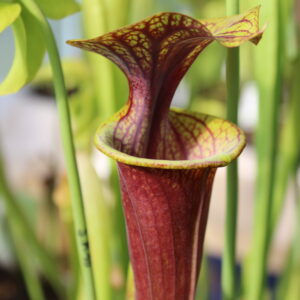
[{"x1": 95, "y1": 107, "x2": 246, "y2": 170}]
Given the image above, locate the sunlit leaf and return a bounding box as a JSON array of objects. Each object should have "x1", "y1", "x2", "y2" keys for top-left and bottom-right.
[
  {"x1": 35, "y1": 0, "x2": 80, "y2": 19},
  {"x1": 0, "y1": 17, "x2": 27, "y2": 95},
  {"x1": 0, "y1": 2, "x2": 21, "y2": 33}
]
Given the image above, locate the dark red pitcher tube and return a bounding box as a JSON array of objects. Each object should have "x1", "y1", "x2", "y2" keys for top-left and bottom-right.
[{"x1": 118, "y1": 163, "x2": 216, "y2": 300}]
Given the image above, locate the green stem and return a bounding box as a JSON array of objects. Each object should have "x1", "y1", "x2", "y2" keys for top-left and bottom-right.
[
  {"x1": 0, "y1": 155, "x2": 63, "y2": 296},
  {"x1": 196, "y1": 255, "x2": 210, "y2": 300},
  {"x1": 222, "y1": 1, "x2": 239, "y2": 299},
  {"x1": 82, "y1": 0, "x2": 116, "y2": 120},
  {"x1": 277, "y1": 174, "x2": 300, "y2": 299},
  {"x1": 125, "y1": 263, "x2": 134, "y2": 300},
  {"x1": 111, "y1": 163, "x2": 129, "y2": 278},
  {"x1": 271, "y1": 55, "x2": 300, "y2": 229},
  {"x1": 291, "y1": 174, "x2": 300, "y2": 280},
  {"x1": 10, "y1": 222, "x2": 46, "y2": 300},
  {"x1": 19, "y1": 1, "x2": 96, "y2": 299},
  {"x1": 82, "y1": 0, "x2": 129, "y2": 294},
  {"x1": 77, "y1": 151, "x2": 113, "y2": 300},
  {"x1": 247, "y1": 0, "x2": 282, "y2": 298},
  {"x1": 0, "y1": 157, "x2": 45, "y2": 300}
]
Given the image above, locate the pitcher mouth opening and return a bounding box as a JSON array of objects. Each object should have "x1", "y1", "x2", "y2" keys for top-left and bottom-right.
[{"x1": 94, "y1": 107, "x2": 246, "y2": 170}]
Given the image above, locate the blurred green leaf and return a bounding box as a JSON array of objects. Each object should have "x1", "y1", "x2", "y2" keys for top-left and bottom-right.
[
  {"x1": 244, "y1": 0, "x2": 283, "y2": 299},
  {"x1": 127, "y1": 0, "x2": 155, "y2": 22},
  {"x1": 77, "y1": 152, "x2": 113, "y2": 300},
  {"x1": 0, "y1": 17, "x2": 27, "y2": 95},
  {"x1": 186, "y1": 42, "x2": 225, "y2": 95},
  {"x1": 35, "y1": 0, "x2": 80, "y2": 19},
  {"x1": 277, "y1": 175, "x2": 300, "y2": 300},
  {"x1": 190, "y1": 97, "x2": 226, "y2": 118},
  {"x1": 0, "y1": 2, "x2": 21, "y2": 33},
  {"x1": 81, "y1": 0, "x2": 119, "y2": 122},
  {"x1": 22, "y1": 5, "x2": 46, "y2": 82},
  {"x1": 32, "y1": 59, "x2": 99, "y2": 150},
  {"x1": 195, "y1": 255, "x2": 210, "y2": 300},
  {"x1": 0, "y1": 4, "x2": 46, "y2": 95},
  {"x1": 125, "y1": 264, "x2": 134, "y2": 300}
]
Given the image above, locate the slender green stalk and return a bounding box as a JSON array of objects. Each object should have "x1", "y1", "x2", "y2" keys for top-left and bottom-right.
[
  {"x1": 275, "y1": 56, "x2": 300, "y2": 300},
  {"x1": 0, "y1": 157, "x2": 45, "y2": 300},
  {"x1": 195, "y1": 255, "x2": 210, "y2": 300},
  {"x1": 246, "y1": 0, "x2": 282, "y2": 298},
  {"x1": 111, "y1": 163, "x2": 129, "y2": 276},
  {"x1": 277, "y1": 174, "x2": 300, "y2": 299},
  {"x1": 222, "y1": 1, "x2": 239, "y2": 299},
  {"x1": 125, "y1": 264, "x2": 134, "y2": 300},
  {"x1": 77, "y1": 152, "x2": 112, "y2": 300},
  {"x1": 82, "y1": 0, "x2": 129, "y2": 293},
  {"x1": 66, "y1": 214, "x2": 81, "y2": 300},
  {"x1": 82, "y1": 0, "x2": 115, "y2": 120},
  {"x1": 0, "y1": 155, "x2": 63, "y2": 295},
  {"x1": 271, "y1": 54, "x2": 300, "y2": 229},
  {"x1": 10, "y1": 222, "x2": 46, "y2": 300},
  {"x1": 19, "y1": 1, "x2": 96, "y2": 299}
]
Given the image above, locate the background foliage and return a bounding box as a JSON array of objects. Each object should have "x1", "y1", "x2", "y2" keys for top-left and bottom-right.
[{"x1": 0, "y1": 0, "x2": 299, "y2": 299}]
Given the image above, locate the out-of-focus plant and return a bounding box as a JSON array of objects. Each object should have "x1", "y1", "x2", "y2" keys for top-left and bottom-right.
[
  {"x1": 0, "y1": 0, "x2": 80, "y2": 95},
  {"x1": 222, "y1": 0, "x2": 240, "y2": 299},
  {"x1": 244, "y1": 0, "x2": 283, "y2": 297},
  {"x1": 243, "y1": 0, "x2": 299, "y2": 299},
  {"x1": 1, "y1": 0, "x2": 300, "y2": 299},
  {"x1": 276, "y1": 56, "x2": 300, "y2": 299},
  {"x1": 0, "y1": 0, "x2": 97, "y2": 299},
  {"x1": 0, "y1": 152, "x2": 64, "y2": 300}
]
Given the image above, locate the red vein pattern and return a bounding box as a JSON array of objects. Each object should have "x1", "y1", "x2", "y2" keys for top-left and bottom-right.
[
  {"x1": 119, "y1": 164, "x2": 216, "y2": 300},
  {"x1": 67, "y1": 7, "x2": 263, "y2": 160},
  {"x1": 67, "y1": 7, "x2": 264, "y2": 300}
]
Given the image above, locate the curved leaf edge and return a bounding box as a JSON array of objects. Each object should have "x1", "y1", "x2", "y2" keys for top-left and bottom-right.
[
  {"x1": 0, "y1": 16, "x2": 27, "y2": 95},
  {"x1": 66, "y1": 6, "x2": 265, "y2": 52},
  {"x1": 35, "y1": 0, "x2": 80, "y2": 20},
  {"x1": 95, "y1": 108, "x2": 246, "y2": 169},
  {"x1": 0, "y1": 2, "x2": 22, "y2": 33},
  {"x1": 0, "y1": 4, "x2": 46, "y2": 95}
]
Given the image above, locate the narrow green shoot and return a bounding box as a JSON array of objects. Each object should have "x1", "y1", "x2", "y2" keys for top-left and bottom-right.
[
  {"x1": 0, "y1": 156, "x2": 46, "y2": 300},
  {"x1": 271, "y1": 54, "x2": 300, "y2": 229},
  {"x1": 77, "y1": 152, "x2": 113, "y2": 300},
  {"x1": 277, "y1": 174, "x2": 300, "y2": 299},
  {"x1": 274, "y1": 54, "x2": 300, "y2": 299},
  {"x1": 0, "y1": 154, "x2": 63, "y2": 295},
  {"x1": 246, "y1": 1, "x2": 282, "y2": 299},
  {"x1": 19, "y1": 0, "x2": 96, "y2": 299},
  {"x1": 222, "y1": 0, "x2": 240, "y2": 299},
  {"x1": 196, "y1": 255, "x2": 210, "y2": 300},
  {"x1": 82, "y1": 0, "x2": 129, "y2": 291},
  {"x1": 125, "y1": 264, "x2": 134, "y2": 300},
  {"x1": 10, "y1": 223, "x2": 46, "y2": 300},
  {"x1": 82, "y1": 0, "x2": 116, "y2": 120}
]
